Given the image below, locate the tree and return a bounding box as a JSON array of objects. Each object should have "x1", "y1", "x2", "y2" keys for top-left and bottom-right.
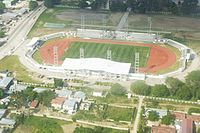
[
  {"x1": 23, "y1": 86, "x2": 37, "y2": 102},
  {"x1": 161, "y1": 111, "x2": 175, "y2": 125},
  {"x1": 175, "y1": 86, "x2": 192, "y2": 100},
  {"x1": 109, "y1": 1, "x2": 127, "y2": 12},
  {"x1": 37, "y1": 90, "x2": 55, "y2": 107},
  {"x1": 131, "y1": 81, "x2": 151, "y2": 96},
  {"x1": 110, "y1": 83, "x2": 126, "y2": 96},
  {"x1": 0, "y1": 30, "x2": 5, "y2": 38},
  {"x1": 185, "y1": 70, "x2": 200, "y2": 99},
  {"x1": 54, "y1": 78, "x2": 64, "y2": 88},
  {"x1": 148, "y1": 111, "x2": 159, "y2": 121},
  {"x1": 79, "y1": 0, "x2": 89, "y2": 9},
  {"x1": 29, "y1": 1, "x2": 38, "y2": 11},
  {"x1": 0, "y1": 89, "x2": 3, "y2": 99},
  {"x1": 181, "y1": 0, "x2": 198, "y2": 14},
  {"x1": 151, "y1": 84, "x2": 170, "y2": 97},
  {"x1": 165, "y1": 77, "x2": 184, "y2": 96},
  {"x1": 0, "y1": 2, "x2": 5, "y2": 14},
  {"x1": 44, "y1": 0, "x2": 54, "y2": 8}
]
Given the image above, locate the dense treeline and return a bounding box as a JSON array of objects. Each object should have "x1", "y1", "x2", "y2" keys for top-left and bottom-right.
[
  {"x1": 131, "y1": 70, "x2": 200, "y2": 101},
  {"x1": 44, "y1": 0, "x2": 199, "y2": 15}
]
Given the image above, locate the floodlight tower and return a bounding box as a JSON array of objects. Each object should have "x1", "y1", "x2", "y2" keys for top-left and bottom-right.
[
  {"x1": 53, "y1": 46, "x2": 58, "y2": 66},
  {"x1": 148, "y1": 17, "x2": 152, "y2": 34},
  {"x1": 81, "y1": 15, "x2": 85, "y2": 30},
  {"x1": 134, "y1": 52, "x2": 140, "y2": 73},
  {"x1": 107, "y1": 49, "x2": 112, "y2": 60},
  {"x1": 80, "y1": 48, "x2": 84, "y2": 59}
]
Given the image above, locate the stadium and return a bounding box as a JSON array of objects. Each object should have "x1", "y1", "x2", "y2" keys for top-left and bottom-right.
[{"x1": 25, "y1": 29, "x2": 192, "y2": 81}]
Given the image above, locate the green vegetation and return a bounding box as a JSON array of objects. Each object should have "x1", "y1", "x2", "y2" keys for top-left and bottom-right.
[
  {"x1": 54, "y1": 78, "x2": 64, "y2": 88},
  {"x1": 0, "y1": 30, "x2": 5, "y2": 38},
  {"x1": 0, "y1": 89, "x2": 3, "y2": 99},
  {"x1": 105, "y1": 106, "x2": 135, "y2": 122},
  {"x1": 95, "y1": 81, "x2": 114, "y2": 86},
  {"x1": 37, "y1": 90, "x2": 56, "y2": 107},
  {"x1": 73, "y1": 104, "x2": 135, "y2": 122},
  {"x1": 28, "y1": 8, "x2": 72, "y2": 37},
  {"x1": 29, "y1": 1, "x2": 38, "y2": 11},
  {"x1": 73, "y1": 126, "x2": 127, "y2": 133},
  {"x1": 137, "y1": 107, "x2": 151, "y2": 133},
  {"x1": 161, "y1": 111, "x2": 175, "y2": 125},
  {"x1": 151, "y1": 85, "x2": 170, "y2": 97},
  {"x1": 13, "y1": 115, "x2": 71, "y2": 133},
  {"x1": 94, "y1": 93, "x2": 137, "y2": 106},
  {"x1": 131, "y1": 81, "x2": 151, "y2": 96},
  {"x1": 62, "y1": 41, "x2": 150, "y2": 67},
  {"x1": 32, "y1": 50, "x2": 43, "y2": 64},
  {"x1": 110, "y1": 83, "x2": 126, "y2": 96},
  {"x1": 188, "y1": 108, "x2": 200, "y2": 115},
  {"x1": 0, "y1": 1, "x2": 5, "y2": 14},
  {"x1": 0, "y1": 56, "x2": 39, "y2": 83},
  {"x1": 131, "y1": 70, "x2": 200, "y2": 101},
  {"x1": 148, "y1": 111, "x2": 159, "y2": 121}
]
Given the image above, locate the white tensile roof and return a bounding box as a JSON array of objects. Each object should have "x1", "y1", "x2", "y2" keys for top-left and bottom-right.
[
  {"x1": 26, "y1": 37, "x2": 39, "y2": 47},
  {"x1": 62, "y1": 58, "x2": 131, "y2": 75}
]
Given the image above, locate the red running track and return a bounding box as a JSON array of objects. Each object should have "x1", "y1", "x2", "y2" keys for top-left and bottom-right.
[{"x1": 39, "y1": 38, "x2": 177, "y2": 74}]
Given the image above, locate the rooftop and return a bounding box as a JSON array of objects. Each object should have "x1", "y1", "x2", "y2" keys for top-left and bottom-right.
[
  {"x1": 152, "y1": 126, "x2": 176, "y2": 133},
  {"x1": 30, "y1": 100, "x2": 39, "y2": 108},
  {"x1": 0, "y1": 77, "x2": 13, "y2": 88},
  {"x1": 73, "y1": 91, "x2": 86, "y2": 100},
  {"x1": 33, "y1": 87, "x2": 48, "y2": 93},
  {"x1": 63, "y1": 98, "x2": 77, "y2": 108},
  {"x1": 62, "y1": 58, "x2": 131, "y2": 75},
  {"x1": 51, "y1": 97, "x2": 66, "y2": 105},
  {"x1": 55, "y1": 89, "x2": 72, "y2": 98},
  {"x1": 181, "y1": 119, "x2": 194, "y2": 133},
  {"x1": 0, "y1": 118, "x2": 16, "y2": 126}
]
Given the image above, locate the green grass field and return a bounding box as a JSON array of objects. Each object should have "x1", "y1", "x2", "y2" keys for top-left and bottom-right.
[
  {"x1": 0, "y1": 56, "x2": 40, "y2": 83},
  {"x1": 62, "y1": 41, "x2": 151, "y2": 67},
  {"x1": 13, "y1": 116, "x2": 72, "y2": 133}
]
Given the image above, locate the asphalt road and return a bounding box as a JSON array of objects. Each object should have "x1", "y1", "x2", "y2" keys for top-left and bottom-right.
[{"x1": 0, "y1": 5, "x2": 46, "y2": 60}]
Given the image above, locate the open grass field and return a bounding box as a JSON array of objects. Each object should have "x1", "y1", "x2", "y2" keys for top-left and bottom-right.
[
  {"x1": 73, "y1": 103, "x2": 136, "y2": 122},
  {"x1": 28, "y1": 8, "x2": 115, "y2": 38},
  {"x1": 61, "y1": 41, "x2": 150, "y2": 67},
  {"x1": 128, "y1": 14, "x2": 200, "y2": 31},
  {"x1": 0, "y1": 56, "x2": 40, "y2": 83},
  {"x1": 13, "y1": 116, "x2": 72, "y2": 133}
]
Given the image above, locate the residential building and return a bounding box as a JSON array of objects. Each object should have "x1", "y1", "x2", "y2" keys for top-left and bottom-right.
[
  {"x1": 30, "y1": 100, "x2": 39, "y2": 109},
  {"x1": 145, "y1": 108, "x2": 167, "y2": 118},
  {"x1": 93, "y1": 90, "x2": 105, "y2": 97},
  {"x1": 72, "y1": 91, "x2": 86, "y2": 103},
  {"x1": 3, "y1": 0, "x2": 18, "y2": 8},
  {"x1": 0, "y1": 77, "x2": 13, "y2": 90},
  {"x1": 152, "y1": 126, "x2": 176, "y2": 133},
  {"x1": 55, "y1": 89, "x2": 72, "y2": 98},
  {"x1": 1, "y1": 12, "x2": 18, "y2": 22},
  {"x1": 62, "y1": 99, "x2": 78, "y2": 114},
  {"x1": 0, "y1": 71, "x2": 9, "y2": 78},
  {"x1": 181, "y1": 119, "x2": 194, "y2": 133},
  {"x1": 0, "y1": 109, "x2": 6, "y2": 119},
  {"x1": 51, "y1": 97, "x2": 66, "y2": 110},
  {"x1": 0, "y1": 118, "x2": 16, "y2": 128},
  {"x1": 8, "y1": 84, "x2": 27, "y2": 94}
]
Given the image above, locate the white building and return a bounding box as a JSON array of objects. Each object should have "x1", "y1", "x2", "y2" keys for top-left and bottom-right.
[
  {"x1": 62, "y1": 58, "x2": 131, "y2": 80},
  {"x1": 55, "y1": 89, "x2": 72, "y2": 98},
  {"x1": 62, "y1": 99, "x2": 78, "y2": 114}
]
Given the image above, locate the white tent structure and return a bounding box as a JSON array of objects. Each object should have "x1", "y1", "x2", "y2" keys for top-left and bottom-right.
[{"x1": 62, "y1": 58, "x2": 131, "y2": 80}]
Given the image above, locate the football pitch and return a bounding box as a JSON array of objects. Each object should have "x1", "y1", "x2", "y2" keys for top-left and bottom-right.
[{"x1": 61, "y1": 41, "x2": 151, "y2": 67}]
